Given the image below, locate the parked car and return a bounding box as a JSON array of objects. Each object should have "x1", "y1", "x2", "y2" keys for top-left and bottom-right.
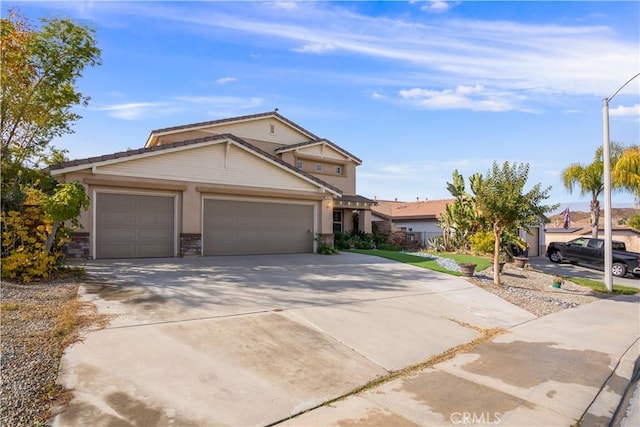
[{"x1": 546, "y1": 237, "x2": 640, "y2": 278}]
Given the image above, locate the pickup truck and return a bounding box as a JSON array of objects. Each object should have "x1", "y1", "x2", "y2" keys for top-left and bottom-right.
[{"x1": 546, "y1": 237, "x2": 640, "y2": 278}]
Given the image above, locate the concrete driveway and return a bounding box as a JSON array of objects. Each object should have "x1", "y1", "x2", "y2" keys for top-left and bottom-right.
[{"x1": 54, "y1": 253, "x2": 534, "y2": 427}]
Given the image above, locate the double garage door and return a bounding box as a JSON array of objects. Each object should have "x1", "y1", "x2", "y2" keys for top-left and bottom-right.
[
  {"x1": 203, "y1": 199, "x2": 314, "y2": 256},
  {"x1": 95, "y1": 193, "x2": 314, "y2": 258}
]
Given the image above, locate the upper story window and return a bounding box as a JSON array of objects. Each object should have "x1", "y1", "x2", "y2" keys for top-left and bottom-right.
[
  {"x1": 316, "y1": 163, "x2": 323, "y2": 172},
  {"x1": 296, "y1": 160, "x2": 303, "y2": 169},
  {"x1": 335, "y1": 166, "x2": 343, "y2": 175}
]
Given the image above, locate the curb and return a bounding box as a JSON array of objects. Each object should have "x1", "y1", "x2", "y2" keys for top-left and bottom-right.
[{"x1": 578, "y1": 338, "x2": 640, "y2": 426}]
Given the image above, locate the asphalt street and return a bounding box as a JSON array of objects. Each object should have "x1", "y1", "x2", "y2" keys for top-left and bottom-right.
[{"x1": 528, "y1": 256, "x2": 640, "y2": 289}]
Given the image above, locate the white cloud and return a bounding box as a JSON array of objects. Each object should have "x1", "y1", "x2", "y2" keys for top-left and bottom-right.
[
  {"x1": 422, "y1": 1, "x2": 453, "y2": 12},
  {"x1": 51, "y1": 2, "x2": 639, "y2": 110},
  {"x1": 95, "y1": 96, "x2": 264, "y2": 121},
  {"x1": 609, "y1": 104, "x2": 640, "y2": 117},
  {"x1": 174, "y1": 5, "x2": 636, "y2": 101},
  {"x1": 94, "y1": 102, "x2": 176, "y2": 120},
  {"x1": 399, "y1": 85, "x2": 515, "y2": 112},
  {"x1": 293, "y1": 43, "x2": 337, "y2": 54},
  {"x1": 216, "y1": 77, "x2": 237, "y2": 84},
  {"x1": 266, "y1": 1, "x2": 299, "y2": 11}
]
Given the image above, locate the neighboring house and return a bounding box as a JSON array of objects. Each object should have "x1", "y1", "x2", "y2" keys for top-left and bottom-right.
[
  {"x1": 371, "y1": 199, "x2": 453, "y2": 247},
  {"x1": 544, "y1": 226, "x2": 640, "y2": 253},
  {"x1": 50, "y1": 111, "x2": 374, "y2": 259},
  {"x1": 372, "y1": 198, "x2": 546, "y2": 256}
]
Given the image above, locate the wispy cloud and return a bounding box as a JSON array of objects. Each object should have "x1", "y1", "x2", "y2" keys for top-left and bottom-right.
[
  {"x1": 399, "y1": 85, "x2": 516, "y2": 112},
  {"x1": 216, "y1": 77, "x2": 237, "y2": 85},
  {"x1": 46, "y1": 2, "x2": 639, "y2": 113},
  {"x1": 409, "y1": 0, "x2": 456, "y2": 13},
  {"x1": 93, "y1": 102, "x2": 176, "y2": 120},
  {"x1": 93, "y1": 96, "x2": 263, "y2": 121},
  {"x1": 266, "y1": 1, "x2": 299, "y2": 11},
  {"x1": 159, "y1": 3, "x2": 635, "y2": 103},
  {"x1": 293, "y1": 43, "x2": 337, "y2": 54}
]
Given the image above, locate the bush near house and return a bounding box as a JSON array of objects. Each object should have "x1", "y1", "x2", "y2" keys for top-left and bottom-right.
[
  {"x1": 1, "y1": 184, "x2": 89, "y2": 282},
  {"x1": 334, "y1": 230, "x2": 389, "y2": 250},
  {"x1": 1, "y1": 206, "x2": 61, "y2": 282}
]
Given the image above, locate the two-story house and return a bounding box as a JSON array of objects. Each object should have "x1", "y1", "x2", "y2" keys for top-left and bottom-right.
[{"x1": 50, "y1": 111, "x2": 374, "y2": 259}]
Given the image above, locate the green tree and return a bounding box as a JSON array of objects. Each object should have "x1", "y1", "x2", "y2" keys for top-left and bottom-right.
[
  {"x1": 561, "y1": 143, "x2": 637, "y2": 237},
  {"x1": 629, "y1": 214, "x2": 640, "y2": 231},
  {"x1": 1, "y1": 10, "x2": 99, "y2": 280},
  {"x1": 475, "y1": 162, "x2": 556, "y2": 285},
  {"x1": 1, "y1": 9, "x2": 101, "y2": 178}
]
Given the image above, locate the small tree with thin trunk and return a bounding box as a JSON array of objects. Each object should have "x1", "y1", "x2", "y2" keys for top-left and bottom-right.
[{"x1": 475, "y1": 162, "x2": 556, "y2": 285}]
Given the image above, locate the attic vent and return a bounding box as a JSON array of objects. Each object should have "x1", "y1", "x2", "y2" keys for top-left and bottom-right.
[{"x1": 269, "y1": 124, "x2": 275, "y2": 134}]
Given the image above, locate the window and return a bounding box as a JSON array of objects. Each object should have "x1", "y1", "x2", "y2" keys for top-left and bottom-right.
[
  {"x1": 296, "y1": 160, "x2": 303, "y2": 169},
  {"x1": 335, "y1": 166, "x2": 343, "y2": 174},
  {"x1": 316, "y1": 163, "x2": 323, "y2": 172},
  {"x1": 333, "y1": 210, "x2": 343, "y2": 233}
]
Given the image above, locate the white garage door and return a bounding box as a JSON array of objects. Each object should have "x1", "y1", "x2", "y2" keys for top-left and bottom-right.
[
  {"x1": 95, "y1": 193, "x2": 175, "y2": 259},
  {"x1": 203, "y1": 199, "x2": 314, "y2": 256}
]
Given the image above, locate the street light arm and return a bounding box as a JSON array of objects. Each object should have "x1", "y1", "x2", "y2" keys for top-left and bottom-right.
[{"x1": 607, "y1": 72, "x2": 640, "y2": 101}]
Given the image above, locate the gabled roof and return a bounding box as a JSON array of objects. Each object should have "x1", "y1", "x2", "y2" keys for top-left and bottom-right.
[
  {"x1": 49, "y1": 133, "x2": 342, "y2": 196},
  {"x1": 372, "y1": 199, "x2": 454, "y2": 221},
  {"x1": 274, "y1": 139, "x2": 362, "y2": 165},
  {"x1": 145, "y1": 111, "x2": 320, "y2": 147}
]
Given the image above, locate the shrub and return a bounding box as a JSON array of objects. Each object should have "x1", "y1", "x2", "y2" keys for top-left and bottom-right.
[
  {"x1": 334, "y1": 230, "x2": 376, "y2": 250},
  {"x1": 1, "y1": 183, "x2": 86, "y2": 282},
  {"x1": 469, "y1": 230, "x2": 494, "y2": 255},
  {"x1": 1, "y1": 207, "x2": 66, "y2": 282},
  {"x1": 318, "y1": 242, "x2": 339, "y2": 255}
]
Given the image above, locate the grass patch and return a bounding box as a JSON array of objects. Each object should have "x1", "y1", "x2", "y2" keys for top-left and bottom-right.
[
  {"x1": 347, "y1": 249, "x2": 491, "y2": 275},
  {"x1": 566, "y1": 277, "x2": 638, "y2": 295}
]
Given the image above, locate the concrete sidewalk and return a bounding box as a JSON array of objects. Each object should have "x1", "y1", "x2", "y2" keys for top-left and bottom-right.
[{"x1": 280, "y1": 294, "x2": 640, "y2": 427}]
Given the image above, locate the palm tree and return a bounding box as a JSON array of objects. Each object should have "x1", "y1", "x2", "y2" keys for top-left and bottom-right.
[
  {"x1": 612, "y1": 145, "x2": 640, "y2": 201},
  {"x1": 561, "y1": 162, "x2": 603, "y2": 237},
  {"x1": 562, "y1": 143, "x2": 637, "y2": 237}
]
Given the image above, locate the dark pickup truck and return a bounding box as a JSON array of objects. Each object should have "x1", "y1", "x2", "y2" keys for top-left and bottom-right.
[{"x1": 546, "y1": 237, "x2": 640, "y2": 278}]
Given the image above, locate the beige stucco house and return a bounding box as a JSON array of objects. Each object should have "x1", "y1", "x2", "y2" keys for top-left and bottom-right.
[{"x1": 50, "y1": 111, "x2": 374, "y2": 259}]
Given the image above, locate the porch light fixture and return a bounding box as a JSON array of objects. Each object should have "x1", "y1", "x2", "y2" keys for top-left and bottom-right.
[{"x1": 602, "y1": 72, "x2": 639, "y2": 292}]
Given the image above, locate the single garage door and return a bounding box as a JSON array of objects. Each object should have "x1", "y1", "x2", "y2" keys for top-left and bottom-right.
[
  {"x1": 95, "y1": 193, "x2": 175, "y2": 258},
  {"x1": 203, "y1": 199, "x2": 314, "y2": 256}
]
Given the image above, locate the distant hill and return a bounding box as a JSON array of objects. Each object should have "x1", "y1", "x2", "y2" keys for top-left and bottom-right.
[{"x1": 547, "y1": 208, "x2": 639, "y2": 228}]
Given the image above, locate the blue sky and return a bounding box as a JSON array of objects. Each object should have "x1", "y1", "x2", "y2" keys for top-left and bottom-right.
[{"x1": 6, "y1": 1, "x2": 640, "y2": 211}]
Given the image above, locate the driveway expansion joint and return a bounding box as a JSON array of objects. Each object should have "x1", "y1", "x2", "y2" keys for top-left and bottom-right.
[{"x1": 266, "y1": 326, "x2": 507, "y2": 426}]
